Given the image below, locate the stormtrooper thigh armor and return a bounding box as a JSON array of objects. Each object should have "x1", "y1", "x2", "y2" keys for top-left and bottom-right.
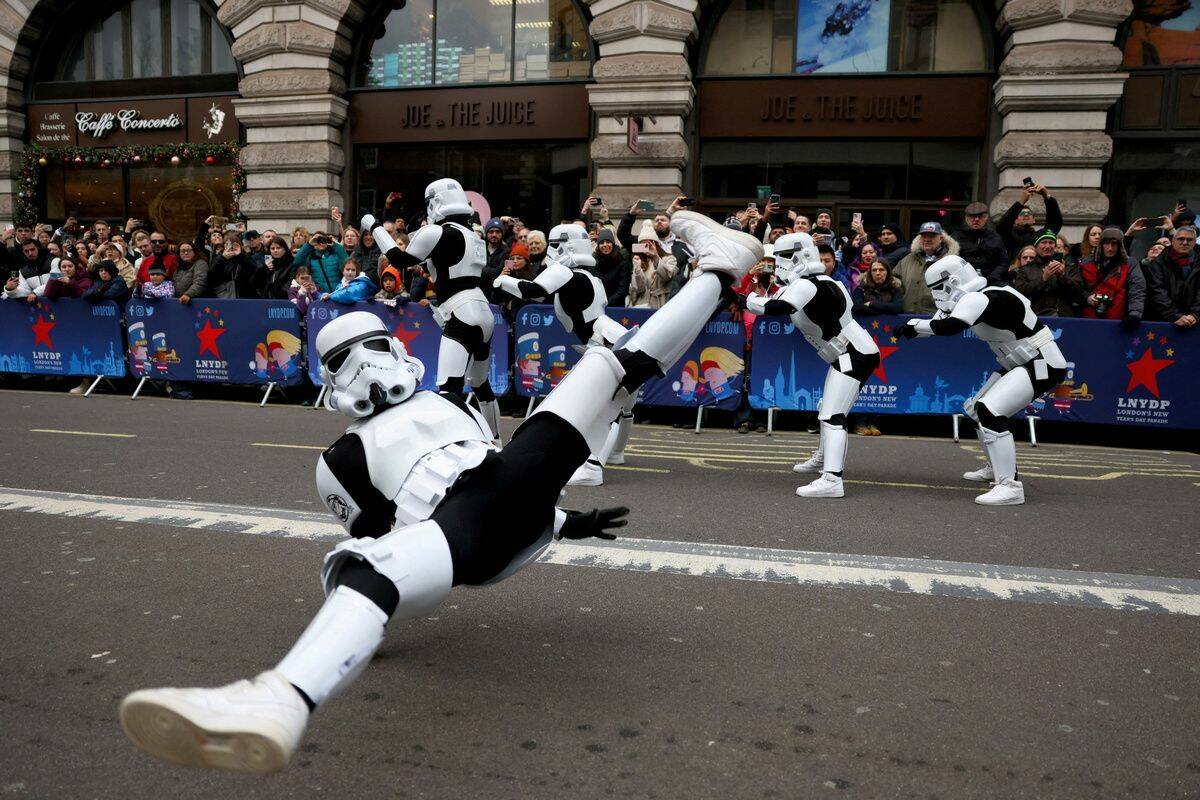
[{"x1": 435, "y1": 292, "x2": 499, "y2": 437}]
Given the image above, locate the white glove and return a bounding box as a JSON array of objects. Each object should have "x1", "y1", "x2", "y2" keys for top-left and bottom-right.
[
  {"x1": 360, "y1": 214, "x2": 377, "y2": 231},
  {"x1": 493, "y1": 275, "x2": 522, "y2": 297},
  {"x1": 745, "y1": 294, "x2": 768, "y2": 315}
]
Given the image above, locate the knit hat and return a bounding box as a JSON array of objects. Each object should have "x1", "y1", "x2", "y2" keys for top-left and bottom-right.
[
  {"x1": 484, "y1": 218, "x2": 504, "y2": 233},
  {"x1": 1034, "y1": 229, "x2": 1059, "y2": 246},
  {"x1": 595, "y1": 229, "x2": 616, "y2": 245},
  {"x1": 637, "y1": 220, "x2": 670, "y2": 255},
  {"x1": 148, "y1": 263, "x2": 166, "y2": 277},
  {"x1": 509, "y1": 242, "x2": 529, "y2": 259},
  {"x1": 878, "y1": 222, "x2": 906, "y2": 239}
]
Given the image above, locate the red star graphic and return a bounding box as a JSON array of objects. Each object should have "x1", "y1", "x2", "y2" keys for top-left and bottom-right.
[
  {"x1": 195, "y1": 319, "x2": 226, "y2": 357},
  {"x1": 390, "y1": 322, "x2": 421, "y2": 350},
  {"x1": 31, "y1": 315, "x2": 55, "y2": 349},
  {"x1": 1125, "y1": 348, "x2": 1174, "y2": 398},
  {"x1": 871, "y1": 335, "x2": 898, "y2": 382}
]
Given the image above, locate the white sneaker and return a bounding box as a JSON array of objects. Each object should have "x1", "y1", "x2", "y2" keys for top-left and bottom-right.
[
  {"x1": 669, "y1": 210, "x2": 762, "y2": 279},
  {"x1": 974, "y1": 478, "x2": 1025, "y2": 506},
  {"x1": 567, "y1": 459, "x2": 604, "y2": 487},
  {"x1": 120, "y1": 670, "x2": 309, "y2": 774},
  {"x1": 962, "y1": 463, "x2": 994, "y2": 483},
  {"x1": 796, "y1": 473, "x2": 844, "y2": 498},
  {"x1": 605, "y1": 451, "x2": 626, "y2": 466},
  {"x1": 792, "y1": 454, "x2": 824, "y2": 474}
]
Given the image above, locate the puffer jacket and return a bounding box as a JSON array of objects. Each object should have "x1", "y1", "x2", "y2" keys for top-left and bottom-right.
[{"x1": 293, "y1": 242, "x2": 349, "y2": 293}]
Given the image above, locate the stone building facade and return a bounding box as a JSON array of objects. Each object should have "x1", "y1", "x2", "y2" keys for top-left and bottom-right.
[{"x1": 0, "y1": 0, "x2": 1187, "y2": 239}]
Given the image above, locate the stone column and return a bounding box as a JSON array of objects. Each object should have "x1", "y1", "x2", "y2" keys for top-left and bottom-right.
[
  {"x1": 990, "y1": 0, "x2": 1132, "y2": 239},
  {"x1": 586, "y1": 0, "x2": 696, "y2": 211},
  {"x1": 0, "y1": 0, "x2": 35, "y2": 226},
  {"x1": 221, "y1": 0, "x2": 357, "y2": 232}
]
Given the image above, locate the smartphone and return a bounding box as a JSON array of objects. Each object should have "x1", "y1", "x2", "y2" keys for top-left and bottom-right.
[
  {"x1": 632, "y1": 243, "x2": 651, "y2": 255},
  {"x1": 8, "y1": 270, "x2": 18, "y2": 280},
  {"x1": 769, "y1": 194, "x2": 781, "y2": 205},
  {"x1": 636, "y1": 200, "x2": 655, "y2": 212},
  {"x1": 1178, "y1": 198, "x2": 1187, "y2": 208},
  {"x1": 747, "y1": 202, "x2": 758, "y2": 212},
  {"x1": 852, "y1": 212, "x2": 863, "y2": 226},
  {"x1": 678, "y1": 197, "x2": 697, "y2": 207},
  {"x1": 503, "y1": 259, "x2": 516, "y2": 270},
  {"x1": 1023, "y1": 176, "x2": 1034, "y2": 187},
  {"x1": 591, "y1": 196, "x2": 603, "y2": 206}
]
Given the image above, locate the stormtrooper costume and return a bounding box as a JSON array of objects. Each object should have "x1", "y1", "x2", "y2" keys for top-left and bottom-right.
[
  {"x1": 360, "y1": 178, "x2": 501, "y2": 440},
  {"x1": 117, "y1": 209, "x2": 763, "y2": 774},
  {"x1": 745, "y1": 232, "x2": 880, "y2": 499},
  {"x1": 494, "y1": 223, "x2": 636, "y2": 487},
  {"x1": 897, "y1": 255, "x2": 1067, "y2": 506}
]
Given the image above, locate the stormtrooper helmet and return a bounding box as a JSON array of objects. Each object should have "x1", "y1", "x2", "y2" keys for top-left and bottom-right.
[
  {"x1": 546, "y1": 223, "x2": 595, "y2": 269},
  {"x1": 316, "y1": 312, "x2": 425, "y2": 418},
  {"x1": 924, "y1": 255, "x2": 985, "y2": 313},
  {"x1": 424, "y1": 178, "x2": 473, "y2": 224},
  {"x1": 772, "y1": 232, "x2": 823, "y2": 280}
]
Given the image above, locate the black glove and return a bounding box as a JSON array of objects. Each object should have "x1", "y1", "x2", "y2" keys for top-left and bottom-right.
[
  {"x1": 1121, "y1": 314, "x2": 1141, "y2": 332},
  {"x1": 895, "y1": 321, "x2": 919, "y2": 339},
  {"x1": 558, "y1": 506, "x2": 630, "y2": 541}
]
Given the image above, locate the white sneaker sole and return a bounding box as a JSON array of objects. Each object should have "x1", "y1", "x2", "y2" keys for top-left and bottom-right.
[
  {"x1": 974, "y1": 493, "x2": 1025, "y2": 506},
  {"x1": 120, "y1": 693, "x2": 294, "y2": 774},
  {"x1": 795, "y1": 485, "x2": 845, "y2": 498},
  {"x1": 670, "y1": 210, "x2": 764, "y2": 266}
]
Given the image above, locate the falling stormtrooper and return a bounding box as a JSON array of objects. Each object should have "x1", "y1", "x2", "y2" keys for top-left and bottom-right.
[
  {"x1": 896, "y1": 254, "x2": 1067, "y2": 506},
  {"x1": 493, "y1": 223, "x2": 636, "y2": 487},
  {"x1": 360, "y1": 178, "x2": 501, "y2": 440},
  {"x1": 746, "y1": 232, "x2": 880, "y2": 498},
  {"x1": 118, "y1": 210, "x2": 763, "y2": 774}
]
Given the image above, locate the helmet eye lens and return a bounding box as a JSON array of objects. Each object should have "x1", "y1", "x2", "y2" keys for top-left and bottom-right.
[
  {"x1": 363, "y1": 338, "x2": 391, "y2": 353},
  {"x1": 325, "y1": 349, "x2": 350, "y2": 374}
]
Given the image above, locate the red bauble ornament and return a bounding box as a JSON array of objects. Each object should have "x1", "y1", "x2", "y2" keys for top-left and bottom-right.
[{"x1": 205, "y1": 155, "x2": 216, "y2": 165}]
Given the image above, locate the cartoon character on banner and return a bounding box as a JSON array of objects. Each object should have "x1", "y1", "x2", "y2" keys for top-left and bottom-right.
[
  {"x1": 673, "y1": 347, "x2": 744, "y2": 403},
  {"x1": 152, "y1": 331, "x2": 172, "y2": 375},
  {"x1": 128, "y1": 322, "x2": 150, "y2": 375},
  {"x1": 545, "y1": 344, "x2": 569, "y2": 389},
  {"x1": 250, "y1": 330, "x2": 302, "y2": 380},
  {"x1": 515, "y1": 332, "x2": 544, "y2": 393}
]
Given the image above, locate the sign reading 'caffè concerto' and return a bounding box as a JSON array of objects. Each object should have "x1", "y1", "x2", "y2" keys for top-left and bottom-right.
[{"x1": 26, "y1": 96, "x2": 238, "y2": 148}]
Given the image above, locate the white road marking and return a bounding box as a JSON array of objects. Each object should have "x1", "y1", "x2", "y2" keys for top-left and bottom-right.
[
  {"x1": 1, "y1": 486, "x2": 1197, "y2": 616},
  {"x1": 29, "y1": 429, "x2": 137, "y2": 438}
]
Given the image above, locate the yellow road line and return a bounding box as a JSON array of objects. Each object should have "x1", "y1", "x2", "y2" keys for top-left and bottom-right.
[
  {"x1": 251, "y1": 442, "x2": 324, "y2": 451},
  {"x1": 606, "y1": 464, "x2": 670, "y2": 474},
  {"x1": 29, "y1": 428, "x2": 136, "y2": 438}
]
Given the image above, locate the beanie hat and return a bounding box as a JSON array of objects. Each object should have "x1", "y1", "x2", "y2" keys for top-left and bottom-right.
[
  {"x1": 508, "y1": 242, "x2": 529, "y2": 259},
  {"x1": 484, "y1": 218, "x2": 504, "y2": 234},
  {"x1": 1034, "y1": 229, "x2": 1059, "y2": 246},
  {"x1": 878, "y1": 222, "x2": 906, "y2": 240},
  {"x1": 595, "y1": 229, "x2": 616, "y2": 245},
  {"x1": 148, "y1": 263, "x2": 167, "y2": 277}
]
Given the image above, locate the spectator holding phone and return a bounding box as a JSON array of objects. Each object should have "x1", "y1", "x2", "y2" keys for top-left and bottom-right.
[
  {"x1": 625, "y1": 221, "x2": 676, "y2": 308},
  {"x1": 1011, "y1": 230, "x2": 1080, "y2": 316},
  {"x1": 43, "y1": 258, "x2": 91, "y2": 299},
  {"x1": 209, "y1": 232, "x2": 260, "y2": 298},
  {"x1": 997, "y1": 181, "x2": 1062, "y2": 255},
  {"x1": 618, "y1": 197, "x2": 695, "y2": 299},
  {"x1": 292, "y1": 231, "x2": 348, "y2": 294},
  {"x1": 288, "y1": 266, "x2": 320, "y2": 316},
  {"x1": 593, "y1": 229, "x2": 631, "y2": 308},
  {"x1": 256, "y1": 236, "x2": 296, "y2": 300}
]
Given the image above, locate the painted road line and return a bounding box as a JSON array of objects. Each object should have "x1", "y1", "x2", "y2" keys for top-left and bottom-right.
[
  {"x1": 29, "y1": 428, "x2": 137, "y2": 438},
  {"x1": 252, "y1": 442, "x2": 325, "y2": 451},
  {"x1": 1, "y1": 486, "x2": 1198, "y2": 616}
]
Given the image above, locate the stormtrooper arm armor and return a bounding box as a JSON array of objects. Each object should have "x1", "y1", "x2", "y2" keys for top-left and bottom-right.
[
  {"x1": 928, "y1": 292, "x2": 988, "y2": 336},
  {"x1": 494, "y1": 261, "x2": 573, "y2": 301},
  {"x1": 749, "y1": 278, "x2": 812, "y2": 316},
  {"x1": 365, "y1": 216, "x2": 440, "y2": 269}
]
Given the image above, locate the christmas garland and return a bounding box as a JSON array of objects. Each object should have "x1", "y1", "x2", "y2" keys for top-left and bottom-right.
[{"x1": 17, "y1": 142, "x2": 244, "y2": 225}]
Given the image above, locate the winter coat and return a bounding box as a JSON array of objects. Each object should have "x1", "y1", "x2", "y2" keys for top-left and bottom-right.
[
  {"x1": 997, "y1": 197, "x2": 1063, "y2": 255},
  {"x1": 1071, "y1": 241, "x2": 1145, "y2": 321},
  {"x1": 83, "y1": 276, "x2": 130, "y2": 303},
  {"x1": 618, "y1": 213, "x2": 694, "y2": 299},
  {"x1": 374, "y1": 266, "x2": 407, "y2": 302},
  {"x1": 43, "y1": 269, "x2": 93, "y2": 299},
  {"x1": 209, "y1": 252, "x2": 259, "y2": 299},
  {"x1": 626, "y1": 254, "x2": 677, "y2": 308},
  {"x1": 482, "y1": 241, "x2": 510, "y2": 301},
  {"x1": 2, "y1": 258, "x2": 54, "y2": 299},
  {"x1": 877, "y1": 238, "x2": 910, "y2": 267},
  {"x1": 140, "y1": 279, "x2": 176, "y2": 300},
  {"x1": 951, "y1": 224, "x2": 1009, "y2": 285},
  {"x1": 594, "y1": 249, "x2": 632, "y2": 308},
  {"x1": 1142, "y1": 247, "x2": 1200, "y2": 322},
  {"x1": 327, "y1": 274, "x2": 380, "y2": 304},
  {"x1": 172, "y1": 259, "x2": 210, "y2": 299},
  {"x1": 293, "y1": 242, "x2": 349, "y2": 294},
  {"x1": 288, "y1": 280, "x2": 319, "y2": 317},
  {"x1": 1010, "y1": 254, "x2": 1080, "y2": 317},
  {"x1": 852, "y1": 276, "x2": 905, "y2": 315},
  {"x1": 893, "y1": 236, "x2": 960, "y2": 314},
  {"x1": 258, "y1": 253, "x2": 296, "y2": 300}
]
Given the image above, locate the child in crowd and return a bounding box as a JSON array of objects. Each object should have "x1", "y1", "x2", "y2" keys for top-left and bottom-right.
[
  {"x1": 139, "y1": 264, "x2": 175, "y2": 300},
  {"x1": 337, "y1": 259, "x2": 360, "y2": 290},
  {"x1": 374, "y1": 265, "x2": 408, "y2": 306},
  {"x1": 289, "y1": 266, "x2": 319, "y2": 316},
  {"x1": 324, "y1": 259, "x2": 378, "y2": 304}
]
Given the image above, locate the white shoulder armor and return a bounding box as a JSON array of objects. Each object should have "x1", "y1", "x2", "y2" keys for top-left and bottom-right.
[{"x1": 348, "y1": 391, "x2": 494, "y2": 501}]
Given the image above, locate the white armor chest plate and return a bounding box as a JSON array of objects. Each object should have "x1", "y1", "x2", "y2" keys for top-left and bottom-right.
[
  {"x1": 553, "y1": 271, "x2": 607, "y2": 333},
  {"x1": 346, "y1": 391, "x2": 496, "y2": 504},
  {"x1": 442, "y1": 222, "x2": 485, "y2": 282}
]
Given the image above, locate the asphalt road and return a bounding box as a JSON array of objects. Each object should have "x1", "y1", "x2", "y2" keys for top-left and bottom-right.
[{"x1": 1, "y1": 389, "x2": 1198, "y2": 799}]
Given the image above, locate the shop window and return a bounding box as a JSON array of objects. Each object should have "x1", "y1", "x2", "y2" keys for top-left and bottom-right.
[
  {"x1": 702, "y1": 0, "x2": 988, "y2": 75},
  {"x1": 1122, "y1": 0, "x2": 1200, "y2": 67},
  {"x1": 58, "y1": 0, "x2": 235, "y2": 81},
  {"x1": 359, "y1": 0, "x2": 590, "y2": 87}
]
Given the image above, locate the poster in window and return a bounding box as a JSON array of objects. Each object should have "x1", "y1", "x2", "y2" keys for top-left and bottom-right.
[
  {"x1": 1123, "y1": 0, "x2": 1200, "y2": 66},
  {"x1": 794, "y1": 0, "x2": 892, "y2": 73}
]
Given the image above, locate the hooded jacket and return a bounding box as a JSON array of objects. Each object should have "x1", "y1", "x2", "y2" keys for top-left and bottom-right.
[
  {"x1": 892, "y1": 236, "x2": 960, "y2": 314},
  {"x1": 375, "y1": 266, "x2": 406, "y2": 301},
  {"x1": 1070, "y1": 236, "x2": 1145, "y2": 321},
  {"x1": 83, "y1": 274, "x2": 130, "y2": 303},
  {"x1": 327, "y1": 273, "x2": 380, "y2": 304}
]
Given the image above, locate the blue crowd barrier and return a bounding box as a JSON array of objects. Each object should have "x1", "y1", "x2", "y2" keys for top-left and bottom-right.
[
  {"x1": 125, "y1": 298, "x2": 304, "y2": 385},
  {"x1": 304, "y1": 301, "x2": 510, "y2": 396},
  {"x1": 0, "y1": 297, "x2": 126, "y2": 378},
  {"x1": 512, "y1": 304, "x2": 747, "y2": 410},
  {"x1": 748, "y1": 314, "x2": 1198, "y2": 429}
]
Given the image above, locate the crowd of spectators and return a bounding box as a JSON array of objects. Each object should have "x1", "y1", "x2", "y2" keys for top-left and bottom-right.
[{"x1": 2, "y1": 184, "x2": 1196, "y2": 403}]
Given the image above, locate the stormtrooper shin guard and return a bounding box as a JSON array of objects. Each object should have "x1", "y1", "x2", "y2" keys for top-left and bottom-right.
[
  {"x1": 616, "y1": 273, "x2": 724, "y2": 386},
  {"x1": 817, "y1": 368, "x2": 861, "y2": 476},
  {"x1": 596, "y1": 392, "x2": 637, "y2": 464},
  {"x1": 975, "y1": 369, "x2": 1034, "y2": 484},
  {"x1": 276, "y1": 521, "x2": 454, "y2": 707},
  {"x1": 466, "y1": 357, "x2": 501, "y2": 439},
  {"x1": 531, "y1": 346, "x2": 627, "y2": 456}
]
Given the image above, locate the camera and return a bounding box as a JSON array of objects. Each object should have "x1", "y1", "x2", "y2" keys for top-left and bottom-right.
[{"x1": 1094, "y1": 294, "x2": 1112, "y2": 316}]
